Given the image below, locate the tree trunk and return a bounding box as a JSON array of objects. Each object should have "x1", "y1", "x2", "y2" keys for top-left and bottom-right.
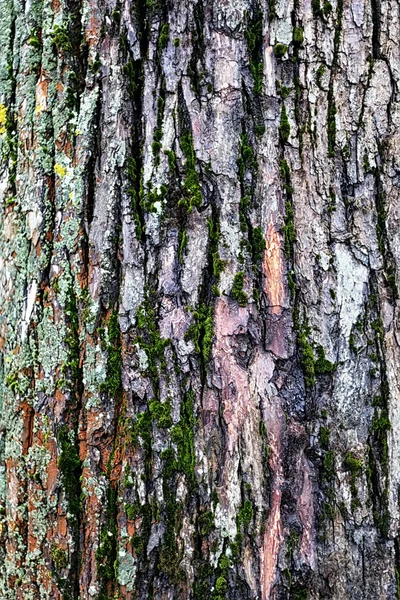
[{"x1": 1, "y1": 0, "x2": 400, "y2": 598}]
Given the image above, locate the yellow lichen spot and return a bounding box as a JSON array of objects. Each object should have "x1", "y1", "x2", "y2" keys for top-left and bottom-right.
[
  {"x1": 69, "y1": 191, "x2": 75, "y2": 200},
  {"x1": 54, "y1": 163, "x2": 67, "y2": 178},
  {"x1": 0, "y1": 103, "x2": 7, "y2": 135}
]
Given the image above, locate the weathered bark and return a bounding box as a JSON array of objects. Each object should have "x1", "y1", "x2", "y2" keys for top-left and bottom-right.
[{"x1": 1, "y1": 0, "x2": 400, "y2": 598}]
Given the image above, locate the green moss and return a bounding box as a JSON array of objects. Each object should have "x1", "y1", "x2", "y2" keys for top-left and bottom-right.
[
  {"x1": 51, "y1": 546, "x2": 68, "y2": 571},
  {"x1": 245, "y1": 10, "x2": 264, "y2": 94},
  {"x1": 207, "y1": 218, "x2": 225, "y2": 278},
  {"x1": 298, "y1": 328, "x2": 315, "y2": 388},
  {"x1": 57, "y1": 425, "x2": 82, "y2": 522},
  {"x1": 126, "y1": 502, "x2": 141, "y2": 520},
  {"x1": 171, "y1": 390, "x2": 196, "y2": 486},
  {"x1": 323, "y1": 450, "x2": 335, "y2": 482},
  {"x1": 277, "y1": 81, "x2": 291, "y2": 99},
  {"x1": 185, "y1": 304, "x2": 214, "y2": 363},
  {"x1": 237, "y1": 499, "x2": 253, "y2": 529},
  {"x1": 198, "y1": 510, "x2": 215, "y2": 535},
  {"x1": 28, "y1": 33, "x2": 41, "y2": 48},
  {"x1": 174, "y1": 37, "x2": 180, "y2": 47},
  {"x1": 215, "y1": 576, "x2": 227, "y2": 593},
  {"x1": 112, "y1": 8, "x2": 121, "y2": 22},
  {"x1": 96, "y1": 487, "x2": 118, "y2": 586},
  {"x1": 293, "y1": 27, "x2": 304, "y2": 45},
  {"x1": 136, "y1": 296, "x2": 170, "y2": 378},
  {"x1": 274, "y1": 43, "x2": 288, "y2": 58},
  {"x1": 164, "y1": 149, "x2": 176, "y2": 171},
  {"x1": 255, "y1": 123, "x2": 266, "y2": 137},
  {"x1": 283, "y1": 200, "x2": 295, "y2": 257},
  {"x1": 126, "y1": 157, "x2": 144, "y2": 239},
  {"x1": 99, "y1": 310, "x2": 122, "y2": 395},
  {"x1": 320, "y1": 426, "x2": 330, "y2": 450},
  {"x1": 237, "y1": 134, "x2": 257, "y2": 181},
  {"x1": 178, "y1": 133, "x2": 202, "y2": 212},
  {"x1": 251, "y1": 226, "x2": 266, "y2": 261},
  {"x1": 51, "y1": 25, "x2": 72, "y2": 52},
  {"x1": 279, "y1": 105, "x2": 290, "y2": 144},
  {"x1": 159, "y1": 391, "x2": 197, "y2": 579},
  {"x1": 231, "y1": 272, "x2": 248, "y2": 307},
  {"x1": 314, "y1": 345, "x2": 336, "y2": 375},
  {"x1": 344, "y1": 453, "x2": 362, "y2": 475},
  {"x1": 239, "y1": 195, "x2": 250, "y2": 232},
  {"x1": 316, "y1": 64, "x2": 325, "y2": 87},
  {"x1": 158, "y1": 23, "x2": 170, "y2": 50},
  {"x1": 149, "y1": 398, "x2": 173, "y2": 428},
  {"x1": 344, "y1": 452, "x2": 363, "y2": 510},
  {"x1": 152, "y1": 140, "x2": 162, "y2": 156},
  {"x1": 131, "y1": 411, "x2": 152, "y2": 452}
]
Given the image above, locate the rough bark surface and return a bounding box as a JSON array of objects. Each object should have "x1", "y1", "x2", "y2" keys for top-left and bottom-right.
[{"x1": 1, "y1": 0, "x2": 400, "y2": 598}]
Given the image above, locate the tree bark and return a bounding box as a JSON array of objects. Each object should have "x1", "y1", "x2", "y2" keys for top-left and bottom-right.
[{"x1": 1, "y1": 0, "x2": 400, "y2": 598}]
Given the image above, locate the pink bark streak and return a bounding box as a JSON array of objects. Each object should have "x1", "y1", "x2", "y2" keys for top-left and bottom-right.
[
  {"x1": 260, "y1": 399, "x2": 285, "y2": 599},
  {"x1": 263, "y1": 218, "x2": 286, "y2": 316}
]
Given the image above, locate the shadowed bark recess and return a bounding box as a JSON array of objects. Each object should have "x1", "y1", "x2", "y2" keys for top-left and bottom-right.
[{"x1": 1, "y1": 0, "x2": 400, "y2": 598}]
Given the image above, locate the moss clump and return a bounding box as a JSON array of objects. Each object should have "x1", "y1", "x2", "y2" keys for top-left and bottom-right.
[
  {"x1": 178, "y1": 133, "x2": 202, "y2": 212},
  {"x1": 274, "y1": 43, "x2": 288, "y2": 58},
  {"x1": 283, "y1": 200, "x2": 295, "y2": 258},
  {"x1": 51, "y1": 546, "x2": 68, "y2": 571},
  {"x1": 158, "y1": 23, "x2": 170, "y2": 50},
  {"x1": 28, "y1": 33, "x2": 41, "y2": 48},
  {"x1": 251, "y1": 226, "x2": 266, "y2": 261},
  {"x1": 96, "y1": 487, "x2": 118, "y2": 587},
  {"x1": 237, "y1": 499, "x2": 253, "y2": 528},
  {"x1": 344, "y1": 452, "x2": 363, "y2": 510},
  {"x1": 164, "y1": 149, "x2": 176, "y2": 171},
  {"x1": 279, "y1": 105, "x2": 291, "y2": 143},
  {"x1": 131, "y1": 411, "x2": 152, "y2": 452},
  {"x1": 170, "y1": 390, "x2": 196, "y2": 486},
  {"x1": 198, "y1": 510, "x2": 215, "y2": 535},
  {"x1": 316, "y1": 64, "x2": 325, "y2": 87},
  {"x1": 149, "y1": 398, "x2": 173, "y2": 428},
  {"x1": 277, "y1": 81, "x2": 291, "y2": 99},
  {"x1": 185, "y1": 304, "x2": 214, "y2": 363},
  {"x1": 159, "y1": 391, "x2": 197, "y2": 579},
  {"x1": 136, "y1": 296, "x2": 169, "y2": 377},
  {"x1": 231, "y1": 272, "x2": 248, "y2": 307},
  {"x1": 126, "y1": 502, "x2": 141, "y2": 520},
  {"x1": 320, "y1": 426, "x2": 330, "y2": 450},
  {"x1": 51, "y1": 25, "x2": 72, "y2": 52},
  {"x1": 57, "y1": 426, "x2": 82, "y2": 521},
  {"x1": 297, "y1": 328, "x2": 315, "y2": 388},
  {"x1": 293, "y1": 27, "x2": 304, "y2": 45},
  {"x1": 245, "y1": 11, "x2": 264, "y2": 94},
  {"x1": 344, "y1": 453, "x2": 362, "y2": 475},
  {"x1": 237, "y1": 134, "x2": 257, "y2": 181},
  {"x1": 207, "y1": 218, "x2": 226, "y2": 277},
  {"x1": 126, "y1": 157, "x2": 144, "y2": 239},
  {"x1": 323, "y1": 450, "x2": 335, "y2": 481},
  {"x1": 314, "y1": 345, "x2": 336, "y2": 375},
  {"x1": 173, "y1": 37, "x2": 180, "y2": 47},
  {"x1": 99, "y1": 310, "x2": 122, "y2": 395}
]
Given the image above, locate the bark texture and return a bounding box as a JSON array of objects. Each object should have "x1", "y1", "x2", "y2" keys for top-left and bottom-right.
[{"x1": 1, "y1": 0, "x2": 400, "y2": 598}]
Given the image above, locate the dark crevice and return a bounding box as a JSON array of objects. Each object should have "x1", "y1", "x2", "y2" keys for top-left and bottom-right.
[{"x1": 371, "y1": 0, "x2": 381, "y2": 59}]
